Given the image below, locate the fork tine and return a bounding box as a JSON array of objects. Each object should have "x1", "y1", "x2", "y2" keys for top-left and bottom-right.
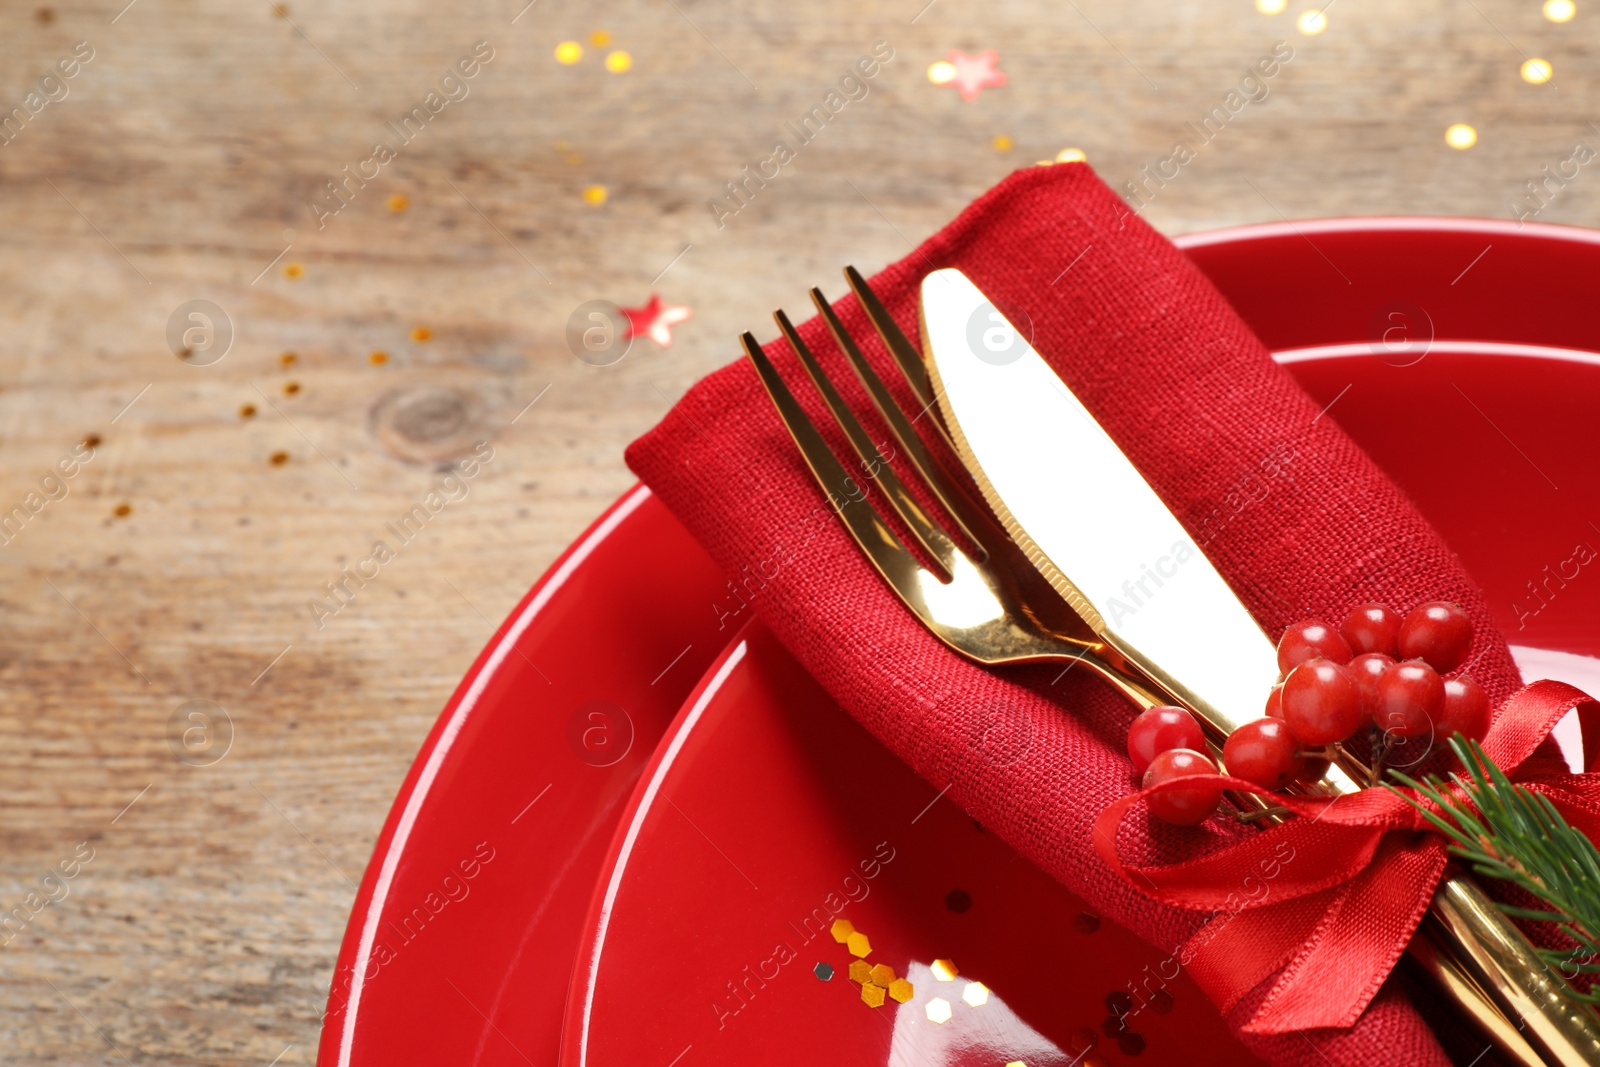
[
  {"x1": 772, "y1": 309, "x2": 957, "y2": 575},
  {"x1": 809, "y1": 286, "x2": 983, "y2": 553},
  {"x1": 739, "y1": 332, "x2": 929, "y2": 589},
  {"x1": 845, "y1": 265, "x2": 935, "y2": 409}
]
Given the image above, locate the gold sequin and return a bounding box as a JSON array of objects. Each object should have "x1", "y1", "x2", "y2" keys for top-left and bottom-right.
[
  {"x1": 555, "y1": 41, "x2": 582, "y2": 64},
  {"x1": 411, "y1": 325, "x2": 432, "y2": 342},
  {"x1": 605, "y1": 51, "x2": 632, "y2": 74},
  {"x1": 847, "y1": 959, "x2": 872, "y2": 984},
  {"x1": 387, "y1": 193, "x2": 409, "y2": 212},
  {"x1": 830, "y1": 919, "x2": 855, "y2": 944},
  {"x1": 888, "y1": 978, "x2": 914, "y2": 1003},
  {"x1": 269, "y1": 451, "x2": 290, "y2": 466},
  {"x1": 369, "y1": 350, "x2": 388, "y2": 365},
  {"x1": 283, "y1": 381, "x2": 300, "y2": 396},
  {"x1": 860, "y1": 982, "x2": 886, "y2": 1008},
  {"x1": 845, "y1": 931, "x2": 871, "y2": 958},
  {"x1": 113, "y1": 503, "x2": 131, "y2": 517},
  {"x1": 930, "y1": 958, "x2": 959, "y2": 981},
  {"x1": 925, "y1": 997, "x2": 952, "y2": 1024},
  {"x1": 868, "y1": 963, "x2": 896, "y2": 987},
  {"x1": 280, "y1": 351, "x2": 297, "y2": 367},
  {"x1": 283, "y1": 262, "x2": 304, "y2": 279},
  {"x1": 239, "y1": 404, "x2": 256, "y2": 418},
  {"x1": 961, "y1": 980, "x2": 990, "y2": 1007}
]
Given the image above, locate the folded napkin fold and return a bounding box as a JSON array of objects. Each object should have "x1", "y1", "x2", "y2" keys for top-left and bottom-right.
[{"x1": 627, "y1": 163, "x2": 1523, "y2": 1067}]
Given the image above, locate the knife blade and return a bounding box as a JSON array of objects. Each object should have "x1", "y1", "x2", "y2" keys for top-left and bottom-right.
[{"x1": 918, "y1": 268, "x2": 1306, "y2": 749}]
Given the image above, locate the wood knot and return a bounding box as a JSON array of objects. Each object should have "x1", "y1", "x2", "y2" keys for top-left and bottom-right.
[{"x1": 370, "y1": 385, "x2": 487, "y2": 465}]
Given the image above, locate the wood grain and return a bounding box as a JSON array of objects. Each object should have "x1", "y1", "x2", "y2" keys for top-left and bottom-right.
[{"x1": 1, "y1": 0, "x2": 1597, "y2": 1062}]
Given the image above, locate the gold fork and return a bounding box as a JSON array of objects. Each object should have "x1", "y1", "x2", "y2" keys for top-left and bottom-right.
[{"x1": 740, "y1": 267, "x2": 1178, "y2": 726}]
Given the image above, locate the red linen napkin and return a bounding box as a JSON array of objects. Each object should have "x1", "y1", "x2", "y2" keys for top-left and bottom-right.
[{"x1": 626, "y1": 163, "x2": 1521, "y2": 1067}]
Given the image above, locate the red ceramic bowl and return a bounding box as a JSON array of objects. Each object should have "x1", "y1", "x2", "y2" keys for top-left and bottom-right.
[{"x1": 318, "y1": 217, "x2": 1600, "y2": 1067}]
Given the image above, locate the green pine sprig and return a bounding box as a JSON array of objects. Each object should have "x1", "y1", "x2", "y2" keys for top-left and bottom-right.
[{"x1": 1386, "y1": 735, "x2": 1600, "y2": 1003}]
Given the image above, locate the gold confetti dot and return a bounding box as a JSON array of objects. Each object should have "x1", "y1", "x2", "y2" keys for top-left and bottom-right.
[
  {"x1": 1297, "y1": 8, "x2": 1327, "y2": 33},
  {"x1": 284, "y1": 381, "x2": 301, "y2": 395},
  {"x1": 272, "y1": 2, "x2": 288, "y2": 16},
  {"x1": 847, "y1": 959, "x2": 872, "y2": 984},
  {"x1": 868, "y1": 963, "x2": 897, "y2": 986},
  {"x1": 283, "y1": 262, "x2": 304, "y2": 279},
  {"x1": 82, "y1": 434, "x2": 101, "y2": 449},
  {"x1": 269, "y1": 451, "x2": 289, "y2": 466},
  {"x1": 1056, "y1": 146, "x2": 1087, "y2": 163},
  {"x1": 555, "y1": 40, "x2": 583, "y2": 65},
  {"x1": 1545, "y1": 0, "x2": 1576, "y2": 20},
  {"x1": 387, "y1": 193, "x2": 409, "y2": 212},
  {"x1": 369, "y1": 350, "x2": 388, "y2": 365},
  {"x1": 925, "y1": 997, "x2": 953, "y2": 1024},
  {"x1": 1256, "y1": 0, "x2": 1286, "y2": 11},
  {"x1": 1446, "y1": 123, "x2": 1478, "y2": 150},
  {"x1": 113, "y1": 503, "x2": 131, "y2": 517},
  {"x1": 961, "y1": 981, "x2": 990, "y2": 1007},
  {"x1": 830, "y1": 919, "x2": 855, "y2": 943},
  {"x1": 860, "y1": 982, "x2": 886, "y2": 1008},
  {"x1": 605, "y1": 50, "x2": 632, "y2": 74},
  {"x1": 992, "y1": 134, "x2": 1013, "y2": 152},
  {"x1": 239, "y1": 404, "x2": 257, "y2": 418},
  {"x1": 582, "y1": 184, "x2": 608, "y2": 205},
  {"x1": 927, "y1": 60, "x2": 956, "y2": 85},
  {"x1": 36, "y1": 6, "x2": 55, "y2": 23},
  {"x1": 930, "y1": 958, "x2": 959, "y2": 981},
  {"x1": 888, "y1": 978, "x2": 915, "y2": 1003},
  {"x1": 845, "y1": 931, "x2": 872, "y2": 958},
  {"x1": 1522, "y1": 58, "x2": 1554, "y2": 84},
  {"x1": 280, "y1": 351, "x2": 297, "y2": 367},
  {"x1": 411, "y1": 325, "x2": 432, "y2": 342},
  {"x1": 590, "y1": 29, "x2": 612, "y2": 46}
]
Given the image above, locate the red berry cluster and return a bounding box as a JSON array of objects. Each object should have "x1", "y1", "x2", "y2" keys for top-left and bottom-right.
[{"x1": 1128, "y1": 600, "x2": 1492, "y2": 826}]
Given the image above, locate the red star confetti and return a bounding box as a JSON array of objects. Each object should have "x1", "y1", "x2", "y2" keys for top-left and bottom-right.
[
  {"x1": 929, "y1": 49, "x2": 1007, "y2": 102},
  {"x1": 623, "y1": 294, "x2": 692, "y2": 348}
]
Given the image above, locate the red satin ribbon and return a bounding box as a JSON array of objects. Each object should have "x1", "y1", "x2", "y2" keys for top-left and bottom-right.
[{"x1": 1093, "y1": 679, "x2": 1600, "y2": 1035}]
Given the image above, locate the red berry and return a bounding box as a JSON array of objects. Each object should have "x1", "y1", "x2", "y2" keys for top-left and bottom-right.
[
  {"x1": 1223, "y1": 718, "x2": 1304, "y2": 790},
  {"x1": 1398, "y1": 601, "x2": 1474, "y2": 673},
  {"x1": 1377, "y1": 660, "x2": 1445, "y2": 739},
  {"x1": 1142, "y1": 748, "x2": 1222, "y2": 826},
  {"x1": 1296, "y1": 754, "x2": 1332, "y2": 784},
  {"x1": 1439, "y1": 674, "x2": 1492, "y2": 744},
  {"x1": 1282, "y1": 659, "x2": 1364, "y2": 745},
  {"x1": 1264, "y1": 684, "x2": 1285, "y2": 719},
  {"x1": 1348, "y1": 652, "x2": 1396, "y2": 725},
  {"x1": 1341, "y1": 602, "x2": 1402, "y2": 658},
  {"x1": 1277, "y1": 619, "x2": 1352, "y2": 674},
  {"x1": 1126, "y1": 705, "x2": 1206, "y2": 775}
]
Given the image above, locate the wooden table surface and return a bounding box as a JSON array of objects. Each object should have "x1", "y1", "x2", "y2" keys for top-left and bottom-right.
[{"x1": 2, "y1": 0, "x2": 1596, "y2": 1062}]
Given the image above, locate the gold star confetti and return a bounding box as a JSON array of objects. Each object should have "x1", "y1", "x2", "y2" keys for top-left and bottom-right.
[
  {"x1": 861, "y1": 982, "x2": 887, "y2": 1008},
  {"x1": 280, "y1": 351, "x2": 297, "y2": 367},
  {"x1": 1256, "y1": 0, "x2": 1286, "y2": 10},
  {"x1": 269, "y1": 450, "x2": 290, "y2": 466},
  {"x1": 930, "y1": 959, "x2": 959, "y2": 981},
  {"x1": 992, "y1": 134, "x2": 1013, "y2": 152},
  {"x1": 1056, "y1": 147, "x2": 1087, "y2": 163},
  {"x1": 239, "y1": 404, "x2": 256, "y2": 419},
  {"x1": 1544, "y1": 0, "x2": 1576, "y2": 20},
  {"x1": 113, "y1": 503, "x2": 132, "y2": 517},
  {"x1": 927, "y1": 60, "x2": 956, "y2": 85},
  {"x1": 888, "y1": 978, "x2": 915, "y2": 1003},
  {"x1": 411, "y1": 325, "x2": 433, "y2": 342},
  {"x1": 830, "y1": 919, "x2": 856, "y2": 943},
  {"x1": 283, "y1": 262, "x2": 304, "y2": 279},
  {"x1": 1446, "y1": 123, "x2": 1478, "y2": 150},
  {"x1": 1522, "y1": 58, "x2": 1554, "y2": 84},
  {"x1": 925, "y1": 997, "x2": 953, "y2": 1024},
  {"x1": 387, "y1": 193, "x2": 409, "y2": 212},
  {"x1": 1297, "y1": 8, "x2": 1327, "y2": 33},
  {"x1": 846, "y1": 931, "x2": 872, "y2": 958},
  {"x1": 590, "y1": 29, "x2": 611, "y2": 46},
  {"x1": 962, "y1": 981, "x2": 990, "y2": 1007},
  {"x1": 283, "y1": 381, "x2": 300, "y2": 395},
  {"x1": 582, "y1": 184, "x2": 608, "y2": 205},
  {"x1": 555, "y1": 41, "x2": 583, "y2": 65},
  {"x1": 605, "y1": 50, "x2": 632, "y2": 74},
  {"x1": 369, "y1": 350, "x2": 388, "y2": 365}
]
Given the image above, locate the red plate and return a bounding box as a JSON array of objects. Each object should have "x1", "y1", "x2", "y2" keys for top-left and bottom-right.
[{"x1": 321, "y1": 218, "x2": 1600, "y2": 1067}]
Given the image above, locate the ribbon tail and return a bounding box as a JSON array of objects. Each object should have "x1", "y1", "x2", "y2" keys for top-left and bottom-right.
[
  {"x1": 1183, "y1": 890, "x2": 1333, "y2": 1017},
  {"x1": 1240, "y1": 837, "x2": 1448, "y2": 1034}
]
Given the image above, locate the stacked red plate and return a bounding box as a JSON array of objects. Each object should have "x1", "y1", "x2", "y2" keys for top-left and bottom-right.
[{"x1": 317, "y1": 218, "x2": 1600, "y2": 1067}]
